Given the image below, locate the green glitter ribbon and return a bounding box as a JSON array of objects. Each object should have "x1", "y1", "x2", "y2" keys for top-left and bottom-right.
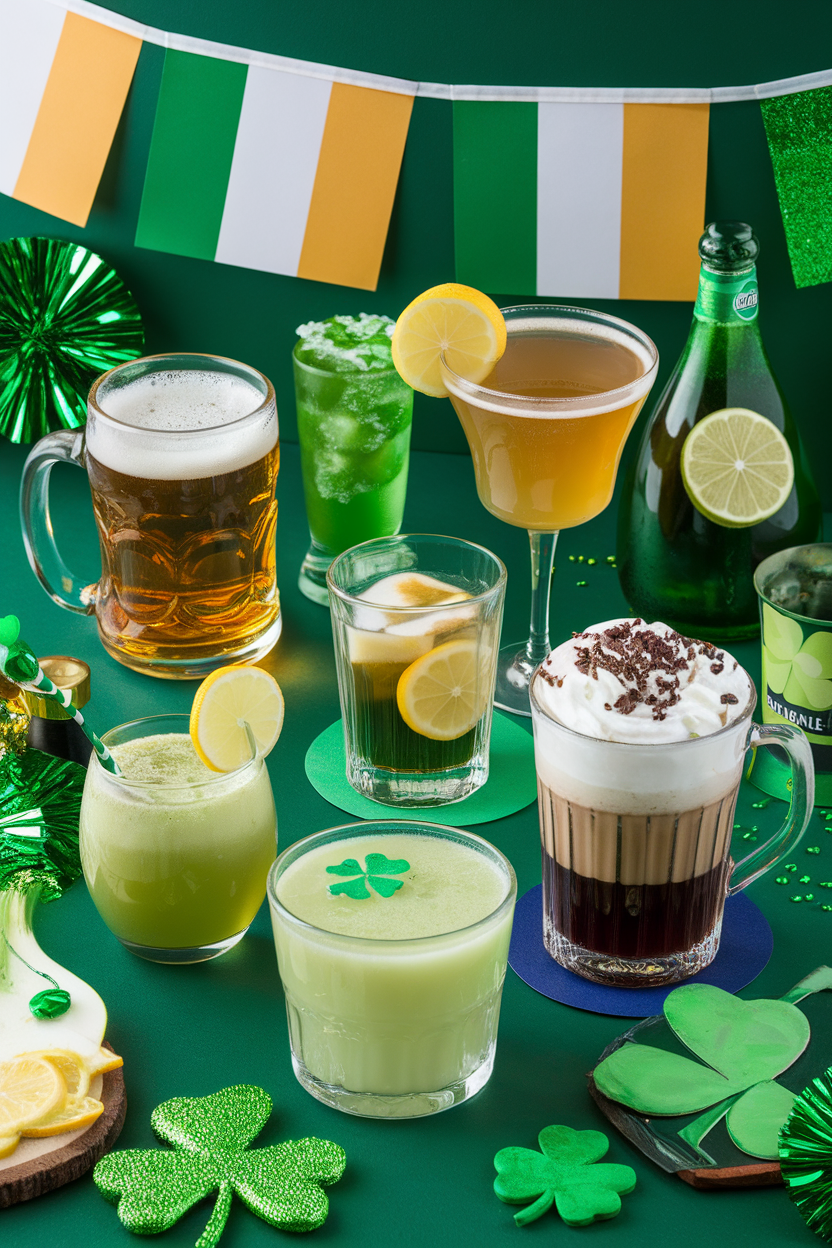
[
  {"x1": 780, "y1": 1067, "x2": 832, "y2": 1242},
  {"x1": 761, "y1": 87, "x2": 832, "y2": 289},
  {"x1": 93, "y1": 1085, "x2": 346, "y2": 1246},
  {"x1": 0, "y1": 236, "x2": 144, "y2": 443}
]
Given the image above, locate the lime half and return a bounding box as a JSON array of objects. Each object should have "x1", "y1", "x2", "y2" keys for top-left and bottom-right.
[{"x1": 680, "y1": 407, "x2": 794, "y2": 529}]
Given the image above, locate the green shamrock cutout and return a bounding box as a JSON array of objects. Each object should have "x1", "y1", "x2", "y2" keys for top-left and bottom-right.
[
  {"x1": 593, "y1": 983, "x2": 810, "y2": 1160},
  {"x1": 326, "y1": 852, "x2": 410, "y2": 900},
  {"x1": 494, "y1": 1125, "x2": 636, "y2": 1226},
  {"x1": 93, "y1": 1085, "x2": 346, "y2": 1246},
  {"x1": 763, "y1": 603, "x2": 832, "y2": 712}
]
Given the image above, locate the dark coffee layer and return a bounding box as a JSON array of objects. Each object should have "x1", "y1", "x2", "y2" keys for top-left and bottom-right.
[{"x1": 542, "y1": 851, "x2": 730, "y2": 959}]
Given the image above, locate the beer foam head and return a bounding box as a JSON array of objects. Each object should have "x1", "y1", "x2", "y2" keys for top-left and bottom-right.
[
  {"x1": 531, "y1": 619, "x2": 754, "y2": 813},
  {"x1": 89, "y1": 369, "x2": 277, "y2": 480}
]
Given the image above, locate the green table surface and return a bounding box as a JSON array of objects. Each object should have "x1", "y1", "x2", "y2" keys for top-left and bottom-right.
[{"x1": 1, "y1": 437, "x2": 827, "y2": 1248}]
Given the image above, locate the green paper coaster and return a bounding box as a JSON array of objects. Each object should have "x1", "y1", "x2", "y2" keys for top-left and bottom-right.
[{"x1": 304, "y1": 712, "x2": 536, "y2": 825}]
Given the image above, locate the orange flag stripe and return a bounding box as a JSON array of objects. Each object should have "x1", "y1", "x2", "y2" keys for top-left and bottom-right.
[
  {"x1": 298, "y1": 83, "x2": 413, "y2": 291},
  {"x1": 14, "y1": 12, "x2": 141, "y2": 227},
  {"x1": 619, "y1": 102, "x2": 710, "y2": 302}
]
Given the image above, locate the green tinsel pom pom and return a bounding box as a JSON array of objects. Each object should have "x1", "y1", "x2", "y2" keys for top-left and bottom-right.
[
  {"x1": 0, "y1": 748, "x2": 85, "y2": 900},
  {"x1": 780, "y1": 1067, "x2": 832, "y2": 1242}
]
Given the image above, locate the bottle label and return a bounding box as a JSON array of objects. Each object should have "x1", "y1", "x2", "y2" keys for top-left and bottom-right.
[{"x1": 694, "y1": 268, "x2": 759, "y2": 324}]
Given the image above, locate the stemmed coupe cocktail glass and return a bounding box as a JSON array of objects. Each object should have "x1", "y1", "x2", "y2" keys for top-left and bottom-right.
[{"x1": 441, "y1": 306, "x2": 658, "y2": 716}]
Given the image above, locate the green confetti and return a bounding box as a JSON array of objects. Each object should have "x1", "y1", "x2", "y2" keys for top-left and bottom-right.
[
  {"x1": 800, "y1": 875, "x2": 812, "y2": 884},
  {"x1": 606, "y1": 555, "x2": 616, "y2": 565},
  {"x1": 568, "y1": 555, "x2": 576, "y2": 562},
  {"x1": 805, "y1": 894, "x2": 815, "y2": 902},
  {"x1": 776, "y1": 876, "x2": 789, "y2": 885},
  {"x1": 785, "y1": 864, "x2": 798, "y2": 872},
  {"x1": 807, "y1": 847, "x2": 821, "y2": 855},
  {"x1": 93, "y1": 1086, "x2": 345, "y2": 1244},
  {"x1": 823, "y1": 905, "x2": 832, "y2": 912},
  {"x1": 791, "y1": 896, "x2": 804, "y2": 903},
  {"x1": 587, "y1": 558, "x2": 597, "y2": 566},
  {"x1": 752, "y1": 798, "x2": 772, "y2": 809},
  {"x1": 819, "y1": 882, "x2": 832, "y2": 889},
  {"x1": 576, "y1": 581, "x2": 588, "y2": 588},
  {"x1": 742, "y1": 833, "x2": 758, "y2": 842}
]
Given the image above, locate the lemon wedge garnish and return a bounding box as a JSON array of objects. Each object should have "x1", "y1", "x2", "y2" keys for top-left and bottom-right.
[
  {"x1": 190, "y1": 664, "x2": 285, "y2": 772},
  {"x1": 680, "y1": 407, "x2": 794, "y2": 528},
  {"x1": 391, "y1": 283, "x2": 506, "y2": 398},
  {"x1": 396, "y1": 638, "x2": 489, "y2": 741}
]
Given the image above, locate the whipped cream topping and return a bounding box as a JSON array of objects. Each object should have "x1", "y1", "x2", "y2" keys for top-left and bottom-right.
[{"x1": 534, "y1": 618, "x2": 750, "y2": 744}]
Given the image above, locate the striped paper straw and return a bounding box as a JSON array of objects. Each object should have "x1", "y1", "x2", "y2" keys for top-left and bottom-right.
[{"x1": 21, "y1": 668, "x2": 121, "y2": 775}]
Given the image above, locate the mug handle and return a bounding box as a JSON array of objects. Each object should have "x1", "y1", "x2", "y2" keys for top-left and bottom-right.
[
  {"x1": 729, "y1": 721, "x2": 815, "y2": 894},
  {"x1": 19, "y1": 429, "x2": 97, "y2": 615}
]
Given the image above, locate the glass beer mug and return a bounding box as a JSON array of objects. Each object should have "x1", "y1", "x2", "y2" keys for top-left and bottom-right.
[{"x1": 20, "y1": 354, "x2": 281, "y2": 679}]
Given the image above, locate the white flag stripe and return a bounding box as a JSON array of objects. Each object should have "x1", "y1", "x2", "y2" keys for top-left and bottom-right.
[
  {"x1": 536, "y1": 101, "x2": 623, "y2": 299},
  {"x1": 215, "y1": 67, "x2": 332, "y2": 275},
  {"x1": 0, "y1": 0, "x2": 65, "y2": 194}
]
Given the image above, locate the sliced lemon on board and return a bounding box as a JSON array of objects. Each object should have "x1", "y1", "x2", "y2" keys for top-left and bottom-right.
[
  {"x1": 391, "y1": 283, "x2": 507, "y2": 398},
  {"x1": 22, "y1": 1094, "x2": 103, "y2": 1138},
  {"x1": 0, "y1": 1055, "x2": 66, "y2": 1138},
  {"x1": 680, "y1": 407, "x2": 794, "y2": 528},
  {"x1": 25, "y1": 1050, "x2": 90, "y2": 1101},
  {"x1": 190, "y1": 664, "x2": 285, "y2": 772},
  {"x1": 397, "y1": 638, "x2": 489, "y2": 741}
]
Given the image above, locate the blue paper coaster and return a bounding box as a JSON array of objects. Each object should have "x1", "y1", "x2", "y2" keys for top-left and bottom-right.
[
  {"x1": 304, "y1": 712, "x2": 536, "y2": 826},
  {"x1": 509, "y1": 885, "x2": 773, "y2": 1017}
]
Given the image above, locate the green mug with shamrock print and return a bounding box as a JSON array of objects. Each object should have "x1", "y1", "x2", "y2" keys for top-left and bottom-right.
[{"x1": 752, "y1": 544, "x2": 832, "y2": 806}]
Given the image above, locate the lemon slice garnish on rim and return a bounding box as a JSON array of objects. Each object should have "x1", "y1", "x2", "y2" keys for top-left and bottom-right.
[
  {"x1": 190, "y1": 664, "x2": 285, "y2": 772},
  {"x1": 391, "y1": 283, "x2": 507, "y2": 398},
  {"x1": 396, "y1": 638, "x2": 489, "y2": 741},
  {"x1": 680, "y1": 407, "x2": 794, "y2": 528}
]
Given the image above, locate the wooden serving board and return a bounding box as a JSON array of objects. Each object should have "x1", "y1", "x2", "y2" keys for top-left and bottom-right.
[{"x1": 0, "y1": 1047, "x2": 126, "y2": 1208}]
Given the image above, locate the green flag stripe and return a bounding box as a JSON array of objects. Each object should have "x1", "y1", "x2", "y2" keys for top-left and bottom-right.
[
  {"x1": 136, "y1": 51, "x2": 247, "y2": 262},
  {"x1": 761, "y1": 87, "x2": 832, "y2": 289},
  {"x1": 453, "y1": 101, "x2": 537, "y2": 296}
]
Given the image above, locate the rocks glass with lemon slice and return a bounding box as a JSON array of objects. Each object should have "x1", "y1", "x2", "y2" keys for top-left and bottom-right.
[
  {"x1": 392, "y1": 286, "x2": 658, "y2": 716},
  {"x1": 79, "y1": 666, "x2": 283, "y2": 963},
  {"x1": 327, "y1": 535, "x2": 506, "y2": 805}
]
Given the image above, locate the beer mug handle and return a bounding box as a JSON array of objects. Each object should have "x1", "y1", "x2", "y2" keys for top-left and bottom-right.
[
  {"x1": 19, "y1": 429, "x2": 96, "y2": 615},
  {"x1": 728, "y1": 722, "x2": 815, "y2": 894}
]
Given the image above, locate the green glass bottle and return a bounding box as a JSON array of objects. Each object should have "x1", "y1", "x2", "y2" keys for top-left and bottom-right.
[{"x1": 617, "y1": 221, "x2": 821, "y2": 641}]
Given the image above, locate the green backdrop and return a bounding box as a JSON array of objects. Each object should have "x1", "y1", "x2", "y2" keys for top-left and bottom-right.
[{"x1": 0, "y1": 0, "x2": 831, "y2": 494}]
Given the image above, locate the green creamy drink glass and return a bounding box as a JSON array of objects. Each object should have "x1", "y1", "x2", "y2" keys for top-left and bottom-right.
[
  {"x1": 80, "y1": 714, "x2": 277, "y2": 963},
  {"x1": 268, "y1": 821, "x2": 516, "y2": 1118},
  {"x1": 293, "y1": 314, "x2": 414, "y2": 605}
]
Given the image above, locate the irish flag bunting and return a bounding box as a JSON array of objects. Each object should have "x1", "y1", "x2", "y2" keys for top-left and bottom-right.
[
  {"x1": 454, "y1": 101, "x2": 710, "y2": 301},
  {"x1": 135, "y1": 50, "x2": 414, "y2": 291},
  {"x1": 0, "y1": 0, "x2": 141, "y2": 227}
]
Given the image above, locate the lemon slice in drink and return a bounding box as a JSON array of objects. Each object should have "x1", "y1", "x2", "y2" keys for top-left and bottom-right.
[
  {"x1": 190, "y1": 665, "x2": 285, "y2": 772},
  {"x1": 391, "y1": 283, "x2": 506, "y2": 398},
  {"x1": 680, "y1": 407, "x2": 794, "y2": 528},
  {"x1": 397, "y1": 638, "x2": 489, "y2": 741}
]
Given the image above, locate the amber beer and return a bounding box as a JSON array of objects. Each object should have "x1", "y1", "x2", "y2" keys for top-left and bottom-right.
[
  {"x1": 85, "y1": 357, "x2": 280, "y2": 677},
  {"x1": 445, "y1": 314, "x2": 655, "y2": 531}
]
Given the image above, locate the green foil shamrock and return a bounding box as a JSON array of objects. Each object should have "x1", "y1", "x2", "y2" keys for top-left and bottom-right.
[
  {"x1": 494, "y1": 1125, "x2": 636, "y2": 1226},
  {"x1": 780, "y1": 1066, "x2": 832, "y2": 1242},
  {"x1": 762, "y1": 603, "x2": 832, "y2": 713},
  {"x1": 93, "y1": 1085, "x2": 346, "y2": 1246},
  {"x1": 593, "y1": 983, "x2": 810, "y2": 1160},
  {"x1": 326, "y1": 853, "x2": 410, "y2": 899}
]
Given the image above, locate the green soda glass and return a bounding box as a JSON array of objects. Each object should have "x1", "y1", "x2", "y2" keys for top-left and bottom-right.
[{"x1": 293, "y1": 315, "x2": 414, "y2": 604}]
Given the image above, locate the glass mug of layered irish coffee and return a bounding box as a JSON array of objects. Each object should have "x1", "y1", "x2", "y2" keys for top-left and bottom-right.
[
  {"x1": 530, "y1": 618, "x2": 814, "y2": 986},
  {"x1": 20, "y1": 354, "x2": 280, "y2": 678}
]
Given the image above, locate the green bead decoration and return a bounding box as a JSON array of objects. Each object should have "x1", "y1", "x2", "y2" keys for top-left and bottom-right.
[
  {"x1": 28, "y1": 987, "x2": 71, "y2": 1018},
  {"x1": 0, "y1": 236, "x2": 144, "y2": 444}
]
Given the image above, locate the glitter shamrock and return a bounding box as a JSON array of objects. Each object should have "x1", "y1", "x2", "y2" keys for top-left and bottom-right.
[
  {"x1": 93, "y1": 1085, "x2": 345, "y2": 1246},
  {"x1": 493, "y1": 1125, "x2": 635, "y2": 1227},
  {"x1": 594, "y1": 983, "x2": 810, "y2": 1159},
  {"x1": 762, "y1": 604, "x2": 832, "y2": 713},
  {"x1": 325, "y1": 852, "x2": 410, "y2": 900},
  {"x1": 780, "y1": 1067, "x2": 832, "y2": 1241}
]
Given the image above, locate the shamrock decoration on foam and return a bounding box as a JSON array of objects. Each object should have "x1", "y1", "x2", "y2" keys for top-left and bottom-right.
[
  {"x1": 593, "y1": 983, "x2": 811, "y2": 1161},
  {"x1": 763, "y1": 603, "x2": 832, "y2": 712},
  {"x1": 93, "y1": 1085, "x2": 346, "y2": 1246},
  {"x1": 326, "y1": 853, "x2": 410, "y2": 899},
  {"x1": 494, "y1": 1125, "x2": 636, "y2": 1226}
]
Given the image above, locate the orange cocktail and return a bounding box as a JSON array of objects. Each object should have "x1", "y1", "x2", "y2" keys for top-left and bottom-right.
[{"x1": 441, "y1": 306, "x2": 658, "y2": 714}]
